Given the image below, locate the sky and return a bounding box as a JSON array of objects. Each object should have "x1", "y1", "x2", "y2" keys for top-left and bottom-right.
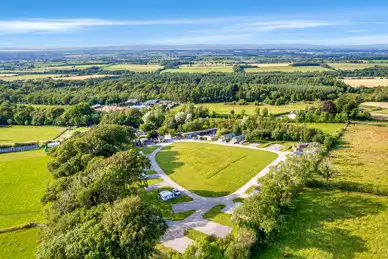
[{"x1": 1, "y1": 0, "x2": 388, "y2": 48}]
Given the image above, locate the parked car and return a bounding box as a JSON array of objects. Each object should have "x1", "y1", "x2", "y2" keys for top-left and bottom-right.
[
  {"x1": 172, "y1": 188, "x2": 182, "y2": 196},
  {"x1": 159, "y1": 190, "x2": 175, "y2": 201}
]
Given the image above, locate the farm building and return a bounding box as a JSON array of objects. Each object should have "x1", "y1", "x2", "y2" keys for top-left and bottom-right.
[
  {"x1": 218, "y1": 132, "x2": 236, "y2": 142},
  {"x1": 287, "y1": 110, "x2": 297, "y2": 119},
  {"x1": 230, "y1": 134, "x2": 245, "y2": 144},
  {"x1": 124, "y1": 99, "x2": 139, "y2": 105},
  {"x1": 180, "y1": 128, "x2": 217, "y2": 139}
]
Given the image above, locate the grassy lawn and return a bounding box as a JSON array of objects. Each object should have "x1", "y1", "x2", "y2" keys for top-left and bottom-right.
[
  {"x1": 255, "y1": 140, "x2": 297, "y2": 151},
  {"x1": 184, "y1": 229, "x2": 209, "y2": 241},
  {"x1": 163, "y1": 66, "x2": 234, "y2": 73},
  {"x1": 140, "y1": 187, "x2": 195, "y2": 221},
  {"x1": 245, "y1": 66, "x2": 330, "y2": 73},
  {"x1": 152, "y1": 244, "x2": 177, "y2": 258},
  {"x1": 156, "y1": 142, "x2": 278, "y2": 197},
  {"x1": 260, "y1": 188, "x2": 388, "y2": 258},
  {"x1": 196, "y1": 102, "x2": 311, "y2": 116},
  {"x1": 103, "y1": 64, "x2": 162, "y2": 72},
  {"x1": 0, "y1": 125, "x2": 66, "y2": 144},
  {"x1": 245, "y1": 185, "x2": 256, "y2": 194},
  {"x1": 0, "y1": 150, "x2": 52, "y2": 229},
  {"x1": 204, "y1": 205, "x2": 235, "y2": 228},
  {"x1": 139, "y1": 145, "x2": 160, "y2": 155},
  {"x1": 374, "y1": 109, "x2": 388, "y2": 114},
  {"x1": 0, "y1": 228, "x2": 40, "y2": 259},
  {"x1": 326, "y1": 124, "x2": 388, "y2": 194},
  {"x1": 147, "y1": 178, "x2": 163, "y2": 186},
  {"x1": 298, "y1": 123, "x2": 345, "y2": 135}
]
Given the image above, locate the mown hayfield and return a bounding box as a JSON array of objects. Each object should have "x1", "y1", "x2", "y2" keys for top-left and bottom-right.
[
  {"x1": 327, "y1": 124, "x2": 388, "y2": 193},
  {"x1": 103, "y1": 64, "x2": 162, "y2": 72},
  {"x1": 0, "y1": 126, "x2": 66, "y2": 144},
  {"x1": 0, "y1": 74, "x2": 60, "y2": 81},
  {"x1": 0, "y1": 150, "x2": 52, "y2": 229},
  {"x1": 260, "y1": 188, "x2": 388, "y2": 258},
  {"x1": 328, "y1": 63, "x2": 382, "y2": 70},
  {"x1": 197, "y1": 102, "x2": 311, "y2": 116},
  {"x1": 343, "y1": 78, "x2": 388, "y2": 87},
  {"x1": 156, "y1": 142, "x2": 277, "y2": 197},
  {"x1": 245, "y1": 66, "x2": 330, "y2": 73},
  {"x1": 0, "y1": 228, "x2": 40, "y2": 259},
  {"x1": 163, "y1": 66, "x2": 234, "y2": 73},
  {"x1": 53, "y1": 74, "x2": 116, "y2": 80},
  {"x1": 360, "y1": 102, "x2": 388, "y2": 109}
]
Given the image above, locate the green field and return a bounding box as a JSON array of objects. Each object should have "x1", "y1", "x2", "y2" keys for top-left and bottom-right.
[
  {"x1": 163, "y1": 66, "x2": 234, "y2": 73},
  {"x1": 0, "y1": 74, "x2": 60, "y2": 81},
  {"x1": 139, "y1": 145, "x2": 160, "y2": 155},
  {"x1": 328, "y1": 63, "x2": 388, "y2": 70},
  {"x1": 326, "y1": 124, "x2": 388, "y2": 193},
  {"x1": 299, "y1": 123, "x2": 345, "y2": 135},
  {"x1": 245, "y1": 66, "x2": 330, "y2": 73},
  {"x1": 373, "y1": 109, "x2": 388, "y2": 115},
  {"x1": 0, "y1": 126, "x2": 66, "y2": 144},
  {"x1": 203, "y1": 205, "x2": 234, "y2": 228},
  {"x1": 197, "y1": 102, "x2": 311, "y2": 116},
  {"x1": 155, "y1": 142, "x2": 278, "y2": 197},
  {"x1": 260, "y1": 188, "x2": 388, "y2": 258},
  {"x1": 0, "y1": 150, "x2": 51, "y2": 229},
  {"x1": 103, "y1": 64, "x2": 162, "y2": 72},
  {"x1": 0, "y1": 228, "x2": 40, "y2": 259}
]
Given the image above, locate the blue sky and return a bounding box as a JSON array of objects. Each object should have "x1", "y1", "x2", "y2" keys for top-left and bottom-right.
[{"x1": 1, "y1": 0, "x2": 388, "y2": 47}]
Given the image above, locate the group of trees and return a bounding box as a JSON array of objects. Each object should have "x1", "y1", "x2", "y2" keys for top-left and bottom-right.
[
  {"x1": 295, "y1": 94, "x2": 372, "y2": 123},
  {"x1": 0, "y1": 102, "x2": 99, "y2": 126},
  {"x1": 0, "y1": 102, "x2": 144, "y2": 127},
  {"x1": 38, "y1": 125, "x2": 167, "y2": 258},
  {"x1": 0, "y1": 73, "x2": 348, "y2": 105}
]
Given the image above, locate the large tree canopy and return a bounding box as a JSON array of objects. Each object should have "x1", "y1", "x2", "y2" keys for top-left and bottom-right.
[{"x1": 47, "y1": 124, "x2": 135, "y2": 178}]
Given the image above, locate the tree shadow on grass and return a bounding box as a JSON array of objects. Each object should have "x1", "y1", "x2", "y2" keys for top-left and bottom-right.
[
  {"x1": 260, "y1": 188, "x2": 387, "y2": 258},
  {"x1": 155, "y1": 146, "x2": 184, "y2": 175}
]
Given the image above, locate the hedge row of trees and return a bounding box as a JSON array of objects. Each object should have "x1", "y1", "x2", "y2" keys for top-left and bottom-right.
[
  {"x1": 38, "y1": 125, "x2": 167, "y2": 258},
  {"x1": 0, "y1": 73, "x2": 347, "y2": 105},
  {"x1": 0, "y1": 102, "x2": 144, "y2": 127}
]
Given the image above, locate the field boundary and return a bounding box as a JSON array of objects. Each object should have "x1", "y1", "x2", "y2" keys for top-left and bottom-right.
[{"x1": 0, "y1": 222, "x2": 46, "y2": 234}]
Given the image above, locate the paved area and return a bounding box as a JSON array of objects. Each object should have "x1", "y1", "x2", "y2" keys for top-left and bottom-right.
[
  {"x1": 146, "y1": 139, "x2": 290, "y2": 253},
  {"x1": 265, "y1": 143, "x2": 285, "y2": 152}
]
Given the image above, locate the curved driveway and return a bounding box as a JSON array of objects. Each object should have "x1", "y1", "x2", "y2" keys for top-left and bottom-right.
[{"x1": 148, "y1": 139, "x2": 290, "y2": 253}]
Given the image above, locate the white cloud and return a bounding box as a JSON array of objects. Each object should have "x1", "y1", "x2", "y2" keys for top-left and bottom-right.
[
  {"x1": 159, "y1": 34, "x2": 253, "y2": 45},
  {"x1": 0, "y1": 18, "x2": 233, "y2": 33},
  {"x1": 229, "y1": 20, "x2": 337, "y2": 31}
]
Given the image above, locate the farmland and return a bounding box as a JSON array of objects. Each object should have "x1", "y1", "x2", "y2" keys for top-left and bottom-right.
[
  {"x1": 0, "y1": 150, "x2": 52, "y2": 229},
  {"x1": 53, "y1": 74, "x2": 116, "y2": 80},
  {"x1": 326, "y1": 124, "x2": 388, "y2": 194},
  {"x1": 328, "y1": 63, "x2": 382, "y2": 70},
  {"x1": 103, "y1": 64, "x2": 162, "y2": 72},
  {"x1": 197, "y1": 102, "x2": 312, "y2": 116},
  {"x1": 0, "y1": 150, "x2": 51, "y2": 257},
  {"x1": 155, "y1": 142, "x2": 277, "y2": 197},
  {"x1": 245, "y1": 66, "x2": 330, "y2": 73},
  {"x1": 163, "y1": 65, "x2": 234, "y2": 73},
  {"x1": 343, "y1": 78, "x2": 388, "y2": 87},
  {"x1": 0, "y1": 126, "x2": 66, "y2": 144},
  {"x1": 260, "y1": 188, "x2": 388, "y2": 258},
  {"x1": 0, "y1": 74, "x2": 60, "y2": 81}
]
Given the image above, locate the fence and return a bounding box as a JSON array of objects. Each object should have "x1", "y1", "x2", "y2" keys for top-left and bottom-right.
[{"x1": 0, "y1": 144, "x2": 40, "y2": 154}]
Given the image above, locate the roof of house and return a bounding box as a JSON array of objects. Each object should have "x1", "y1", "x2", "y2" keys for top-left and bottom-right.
[
  {"x1": 222, "y1": 132, "x2": 236, "y2": 138},
  {"x1": 180, "y1": 128, "x2": 217, "y2": 136}
]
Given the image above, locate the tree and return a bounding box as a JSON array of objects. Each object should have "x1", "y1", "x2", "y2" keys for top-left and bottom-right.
[
  {"x1": 318, "y1": 162, "x2": 336, "y2": 182},
  {"x1": 37, "y1": 196, "x2": 167, "y2": 259},
  {"x1": 47, "y1": 124, "x2": 134, "y2": 178},
  {"x1": 261, "y1": 107, "x2": 268, "y2": 117},
  {"x1": 254, "y1": 107, "x2": 261, "y2": 116}
]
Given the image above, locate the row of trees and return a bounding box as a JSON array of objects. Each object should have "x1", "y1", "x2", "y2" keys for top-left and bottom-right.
[
  {"x1": 0, "y1": 102, "x2": 144, "y2": 127},
  {"x1": 38, "y1": 125, "x2": 167, "y2": 258},
  {"x1": 0, "y1": 73, "x2": 348, "y2": 105}
]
